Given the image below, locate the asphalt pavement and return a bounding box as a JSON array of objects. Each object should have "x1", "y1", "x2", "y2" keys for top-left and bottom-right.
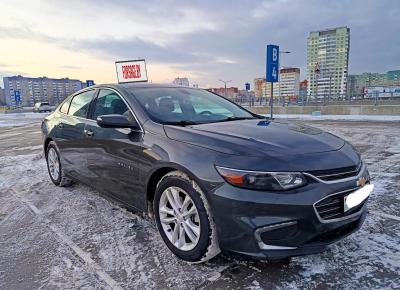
[{"x1": 0, "y1": 114, "x2": 399, "y2": 289}]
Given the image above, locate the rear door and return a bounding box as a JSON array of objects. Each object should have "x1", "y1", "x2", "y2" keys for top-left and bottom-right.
[
  {"x1": 84, "y1": 88, "x2": 147, "y2": 210},
  {"x1": 55, "y1": 89, "x2": 97, "y2": 180}
]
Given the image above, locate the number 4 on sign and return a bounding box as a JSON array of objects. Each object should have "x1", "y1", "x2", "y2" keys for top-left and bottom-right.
[{"x1": 272, "y1": 66, "x2": 277, "y2": 80}]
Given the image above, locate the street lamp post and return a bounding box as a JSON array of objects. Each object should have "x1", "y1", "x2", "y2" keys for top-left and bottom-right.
[
  {"x1": 219, "y1": 79, "x2": 232, "y2": 99},
  {"x1": 278, "y1": 51, "x2": 291, "y2": 106}
]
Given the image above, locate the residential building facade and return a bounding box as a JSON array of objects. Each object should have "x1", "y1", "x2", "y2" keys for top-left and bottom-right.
[
  {"x1": 347, "y1": 70, "x2": 400, "y2": 98},
  {"x1": 172, "y1": 77, "x2": 190, "y2": 87},
  {"x1": 254, "y1": 78, "x2": 265, "y2": 98},
  {"x1": 207, "y1": 87, "x2": 239, "y2": 98},
  {"x1": 253, "y1": 68, "x2": 300, "y2": 101},
  {"x1": 3, "y1": 75, "x2": 84, "y2": 107},
  {"x1": 274, "y1": 68, "x2": 300, "y2": 100},
  {"x1": 307, "y1": 26, "x2": 350, "y2": 99}
]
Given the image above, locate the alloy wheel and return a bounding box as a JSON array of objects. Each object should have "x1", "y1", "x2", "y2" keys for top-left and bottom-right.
[
  {"x1": 47, "y1": 148, "x2": 60, "y2": 181},
  {"x1": 159, "y1": 186, "x2": 201, "y2": 251}
]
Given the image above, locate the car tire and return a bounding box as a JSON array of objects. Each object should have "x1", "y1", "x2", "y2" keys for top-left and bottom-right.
[
  {"x1": 46, "y1": 141, "x2": 73, "y2": 187},
  {"x1": 153, "y1": 171, "x2": 220, "y2": 263}
]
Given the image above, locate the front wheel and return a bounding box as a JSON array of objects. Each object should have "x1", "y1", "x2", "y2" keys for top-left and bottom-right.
[{"x1": 153, "y1": 171, "x2": 220, "y2": 263}]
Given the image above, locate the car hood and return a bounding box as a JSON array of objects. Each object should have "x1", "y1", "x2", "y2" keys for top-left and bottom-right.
[{"x1": 164, "y1": 119, "x2": 345, "y2": 157}]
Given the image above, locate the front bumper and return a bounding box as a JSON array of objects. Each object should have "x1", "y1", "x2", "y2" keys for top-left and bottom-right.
[{"x1": 208, "y1": 166, "x2": 370, "y2": 260}]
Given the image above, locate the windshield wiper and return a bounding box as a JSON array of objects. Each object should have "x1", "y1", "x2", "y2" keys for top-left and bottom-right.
[
  {"x1": 216, "y1": 116, "x2": 257, "y2": 123},
  {"x1": 164, "y1": 120, "x2": 199, "y2": 126}
]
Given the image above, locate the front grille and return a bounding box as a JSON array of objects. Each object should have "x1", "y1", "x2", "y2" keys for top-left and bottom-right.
[
  {"x1": 307, "y1": 163, "x2": 362, "y2": 182},
  {"x1": 315, "y1": 188, "x2": 366, "y2": 221}
]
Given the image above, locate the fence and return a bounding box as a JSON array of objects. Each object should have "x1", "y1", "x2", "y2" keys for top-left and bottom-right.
[{"x1": 233, "y1": 94, "x2": 400, "y2": 107}]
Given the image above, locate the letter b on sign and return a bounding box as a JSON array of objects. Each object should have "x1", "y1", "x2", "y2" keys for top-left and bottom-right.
[{"x1": 272, "y1": 48, "x2": 278, "y2": 62}]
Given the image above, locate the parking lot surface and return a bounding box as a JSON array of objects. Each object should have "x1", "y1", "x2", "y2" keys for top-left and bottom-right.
[{"x1": 0, "y1": 113, "x2": 399, "y2": 289}]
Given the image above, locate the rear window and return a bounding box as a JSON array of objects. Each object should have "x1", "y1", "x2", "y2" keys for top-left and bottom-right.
[
  {"x1": 40, "y1": 102, "x2": 49, "y2": 106},
  {"x1": 59, "y1": 99, "x2": 71, "y2": 114}
]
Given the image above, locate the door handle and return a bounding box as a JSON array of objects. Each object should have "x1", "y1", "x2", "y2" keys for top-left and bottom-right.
[
  {"x1": 58, "y1": 123, "x2": 64, "y2": 129},
  {"x1": 85, "y1": 129, "x2": 94, "y2": 137}
]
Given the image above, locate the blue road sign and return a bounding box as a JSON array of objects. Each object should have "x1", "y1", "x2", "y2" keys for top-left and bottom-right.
[
  {"x1": 14, "y1": 91, "x2": 21, "y2": 104},
  {"x1": 86, "y1": 80, "x2": 95, "y2": 87},
  {"x1": 266, "y1": 44, "x2": 279, "y2": 82},
  {"x1": 245, "y1": 82, "x2": 250, "y2": 91}
]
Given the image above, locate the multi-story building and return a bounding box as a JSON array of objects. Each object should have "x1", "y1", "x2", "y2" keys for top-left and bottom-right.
[
  {"x1": 172, "y1": 77, "x2": 190, "y2": 87},
  {"x1": 0, "y1": 87, "x2": 5, "y2": 105},
  {"x1": 307, "y1": 26, "x2": 350, "y2": 99},
  {"x1": 253, "y1": 68, "x2": 300, "y2": 101},
  {"x1": 347, "y1": 70, "x2": 400, "y2": 98},
  {"x1": 207, "y1": 87, "x2": 239, "y2": 98},
  {"x1": 386, "y1": 70, "x2": 400, "y2": 86},
  {"x1": 3, "y1": 75, "x2": 84, "y2": 107},
  {"x1": 274, "y1": 68, "x2": 300, "y2": 100},
  {"x1": 254, "y1": 78, "x2": 265, "y2": 98}
]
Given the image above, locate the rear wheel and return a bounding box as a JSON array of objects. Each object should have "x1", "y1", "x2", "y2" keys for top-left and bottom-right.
[
  {"x1": 153, "y1": 171, "x2": 220, "y2": 262},
  {"x1": 46, "y1": 141, "x2": 72, "y2": 187}
]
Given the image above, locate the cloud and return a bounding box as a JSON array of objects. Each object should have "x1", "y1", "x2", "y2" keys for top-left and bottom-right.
[{"x1": 0, "y1": 0, "x2": 399, "y2": 87}]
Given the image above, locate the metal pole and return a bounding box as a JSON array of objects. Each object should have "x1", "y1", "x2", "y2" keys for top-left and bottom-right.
[
  {"x1": 219, "y1": 79, "x2": 232, "y2": 99},
  {"x1": 270, "y1": 82, "x2": 274, "y2": 119}
]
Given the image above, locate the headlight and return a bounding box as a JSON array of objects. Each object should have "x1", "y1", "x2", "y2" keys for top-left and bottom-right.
[{"x1": 215, "y1": 166, "x2": 307, "y2": 191}]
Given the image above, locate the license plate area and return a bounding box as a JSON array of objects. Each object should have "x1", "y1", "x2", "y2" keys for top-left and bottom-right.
[{"x1": 344, "y1": 184, "x2": 374, "y2": 212}]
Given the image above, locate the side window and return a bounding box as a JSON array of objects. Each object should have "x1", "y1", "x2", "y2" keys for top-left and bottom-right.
[
  {"x1": 68, "y1": 91, "x2": 94, "y2": 118},
  {"x1": 59, "y1": 98, "x2": 71, "y2": 114},
  {"x1": 92, "y1": 89, "x2": 130, "y2": 120}
]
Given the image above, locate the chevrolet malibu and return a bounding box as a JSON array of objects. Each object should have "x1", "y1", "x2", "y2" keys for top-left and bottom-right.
[{"x1": 41, "y1": 83, "x2": 373, "y2": 262}]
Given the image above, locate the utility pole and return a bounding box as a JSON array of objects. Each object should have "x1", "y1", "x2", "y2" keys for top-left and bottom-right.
[{"x1": 219, "y1": 79, "x2": 232, "y2": 98}]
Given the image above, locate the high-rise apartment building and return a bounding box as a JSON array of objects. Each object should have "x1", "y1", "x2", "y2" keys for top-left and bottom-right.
[
  {"x1": 307, "y1": 26, "x2": 350, "y2": 99},
  {"x1": 3, "y1": 75, "x2": 84, "y2": 107}
]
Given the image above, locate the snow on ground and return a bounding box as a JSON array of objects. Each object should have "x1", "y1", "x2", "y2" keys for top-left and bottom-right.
[
  {"x1": 268, "y1": 114, "x2": 400, "y2": 121},
  {"x1": 0, "y1": 112, "x2": 48, "y2": 127},
  {"x1": 0, "y1": 115, "x2": 399, "y2": 289}
]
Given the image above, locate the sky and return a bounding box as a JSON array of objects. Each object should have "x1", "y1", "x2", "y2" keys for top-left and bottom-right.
[{"x1": 0, "y1": 0, "x2": 399, "y2": 89}]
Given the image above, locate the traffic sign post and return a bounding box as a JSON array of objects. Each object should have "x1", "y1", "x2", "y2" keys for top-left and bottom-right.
[
  {"x1": 14, "y1": 91, "x2": 21, "y2": 107},
  {"x1": 266, "y1": 44, "x2": 279, "y2": 118}
]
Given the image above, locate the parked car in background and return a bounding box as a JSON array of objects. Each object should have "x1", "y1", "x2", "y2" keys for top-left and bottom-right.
[
  {"x1": 41, "y1": 83, "x2": 373, "y2": 263},
  {"x1": 33, "y1": 102, "x2": 52, "y2": 113}
]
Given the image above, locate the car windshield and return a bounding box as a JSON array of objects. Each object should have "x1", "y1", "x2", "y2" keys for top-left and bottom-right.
[
  {"x1": 130, "y1": 87, "x2": 257, "y2": 125},
  {"x1": 41, "y1": 102, "x2": 49, "y2": 106}
]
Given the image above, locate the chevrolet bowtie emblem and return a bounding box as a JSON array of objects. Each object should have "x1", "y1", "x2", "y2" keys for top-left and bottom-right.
[{"x1": 357, "y1": 177, "x2": 367, "y2": 187}]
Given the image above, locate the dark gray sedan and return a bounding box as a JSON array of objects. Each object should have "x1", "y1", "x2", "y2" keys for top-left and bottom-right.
[{"x1": 41, "y1": 83, "x2": 373, "y2": 262}]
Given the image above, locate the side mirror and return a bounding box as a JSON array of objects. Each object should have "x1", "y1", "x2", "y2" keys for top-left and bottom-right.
[{"x1": 96, "y1": 114, "x2": 140, "y2": 130}]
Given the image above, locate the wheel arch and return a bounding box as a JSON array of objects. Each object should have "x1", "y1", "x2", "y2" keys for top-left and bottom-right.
[
  {"x1": 44, "y1": 137, "x2": 54, "y2": 156},
  {"x1": 145, "y1": 164, "x2": 208, "y2": 213}
]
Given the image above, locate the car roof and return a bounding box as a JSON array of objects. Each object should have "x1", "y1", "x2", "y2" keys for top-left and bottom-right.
[{"x1": 91, "y1": 83, "x2": 200, "y2": 90}]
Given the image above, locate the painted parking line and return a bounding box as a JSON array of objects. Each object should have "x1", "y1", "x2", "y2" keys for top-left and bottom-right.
[
  {"x1": 370, "y1": 210, "x2": 400, "y2": 222},
  {"x1": 8, "y1": 188, "x2": 125, "y2": 290}
]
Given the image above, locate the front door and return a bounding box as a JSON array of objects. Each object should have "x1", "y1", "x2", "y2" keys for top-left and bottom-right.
[{"x1": 84, "y1": 88, "x2": 148, "y2": 211}]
